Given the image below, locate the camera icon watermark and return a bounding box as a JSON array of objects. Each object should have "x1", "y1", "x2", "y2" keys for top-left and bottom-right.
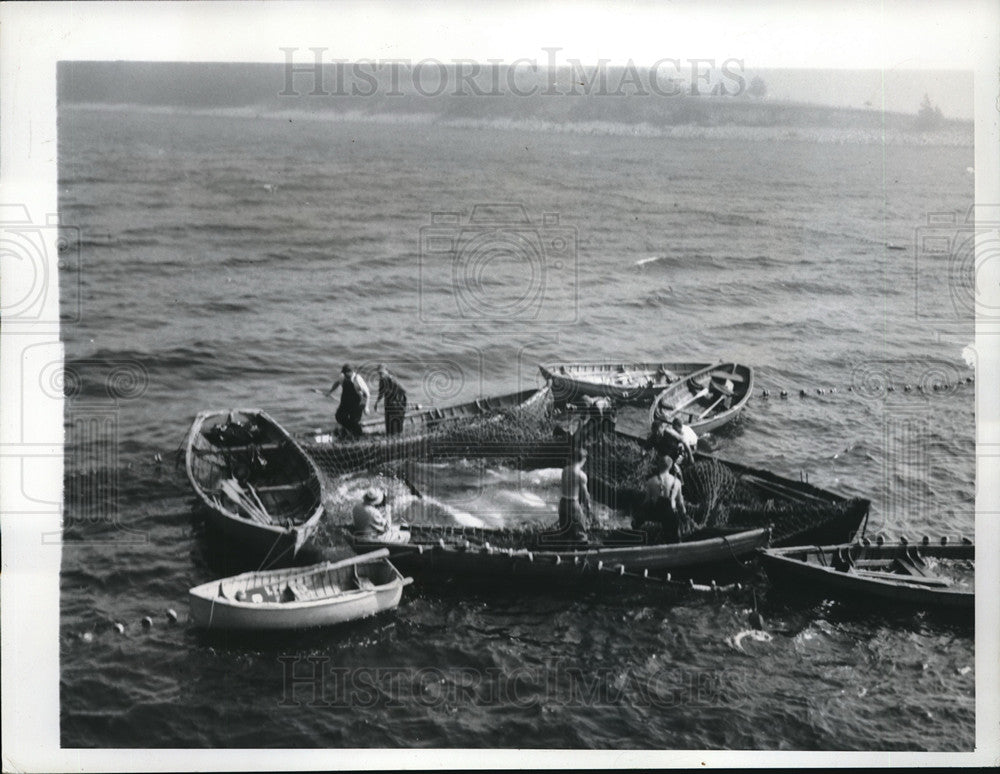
[
  {"x1": 914, "y1": 205, "x2": 1000, "y2": 323},
  {"x1": 6, "y1": 344, "x2": 151, "y2": 545},
  {"x1": 849, "y1": 356, "x2": 969, "y2": 402},
  {"x1": 419, "y1": 204, "x2": 578, "y2": 325},
  {"x1": 0, "y1": 204, "x2": 81, "y2": 325}
]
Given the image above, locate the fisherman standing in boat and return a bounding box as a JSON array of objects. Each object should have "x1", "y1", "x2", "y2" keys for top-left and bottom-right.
[
  {"x1": 637, "y1": 456, "x2": 688, "y2": 542},
  {"x1": 352, "y1": 488, "x2": 410, "y2": 543},
  {"x1": 557, "y1": 446, "x2": 592, "y2": 543},
  {"x1": 649, "y1": 415, "x2": 697, "y2": 470},
  {"x1": 325, "y1": 364, "x2": 370, "y2": 438},
  {"x1": 374, "y1": 364, "x2": 408, "y2": 436},
  {"x1": 666, "y1": 416, "x2": 698, "y2": 465}
]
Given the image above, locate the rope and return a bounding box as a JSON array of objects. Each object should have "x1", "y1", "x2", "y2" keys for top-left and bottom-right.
[
  {"x1": 722, "y1": 535, "x2": 757, "y2": 573},
  {"x1": 257, "y1": 530, "x2": 289, "y2": 571}
]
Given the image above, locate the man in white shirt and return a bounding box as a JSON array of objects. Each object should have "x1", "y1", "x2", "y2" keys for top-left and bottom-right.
[{"x1": 352, "y1": 488, "x2": 410, "y2": 543}]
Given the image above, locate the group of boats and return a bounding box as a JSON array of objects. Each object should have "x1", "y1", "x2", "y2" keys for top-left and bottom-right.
[{"x1": 182, "y1": 359, "x2": 974, "y2": 630}]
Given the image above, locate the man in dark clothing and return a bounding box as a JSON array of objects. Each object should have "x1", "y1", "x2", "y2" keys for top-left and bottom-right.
[
  {"x1": 326, "y1": 364, "x2": 370, "y2": 438},
  {"x1": 374, "y1": 364, "x2": 408, "y2": 436}
]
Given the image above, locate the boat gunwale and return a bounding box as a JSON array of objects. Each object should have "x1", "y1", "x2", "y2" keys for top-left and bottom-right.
[{"x1": 354, "y1": 526, "x2": 770, "y2": 561}]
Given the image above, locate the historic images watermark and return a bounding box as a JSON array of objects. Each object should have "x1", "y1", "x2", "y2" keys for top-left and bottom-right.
[
  {"x1": 279, "y1": 48, "x2": 748, "y2": 98},
  {"x1": 278, "y1": 657, "x2": 747, "y2": 710}
]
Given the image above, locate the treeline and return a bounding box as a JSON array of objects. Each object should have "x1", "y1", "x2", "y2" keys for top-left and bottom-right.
[{"x1": 59, "y1": 62, "x2": 968, "y2": 132}]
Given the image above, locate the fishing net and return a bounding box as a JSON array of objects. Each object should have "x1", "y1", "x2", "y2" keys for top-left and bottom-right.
[
  {"x1": 300, "y1": 396, "x2": 867, "y2": 546},
  {"x1": 300, "y1": 387, "x2": 563, "y2": 477},
  {"x1": 571, "y1": 429, "x2": 867, "y2": 545}
]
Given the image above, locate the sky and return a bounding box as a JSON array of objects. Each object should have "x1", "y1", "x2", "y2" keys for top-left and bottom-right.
[
  {"x1": 11, "y1": 1, "x2": 992, "y2": 71},
  {"x1": 23, "y1": 1, "x2": 989, "y2": 119}
]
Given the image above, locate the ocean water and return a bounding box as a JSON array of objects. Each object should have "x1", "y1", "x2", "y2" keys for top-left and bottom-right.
[{"x1": 58, "y1": 106, "x2": 975, "y2": 750}]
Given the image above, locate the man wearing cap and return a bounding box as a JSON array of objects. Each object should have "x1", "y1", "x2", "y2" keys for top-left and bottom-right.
[
  {"x1": 374, "y1": 364, "x2": 408, "y2": 436},
  {"x1": 352, "y1": 488, "x2": 409, "y2": 543},
  {"x1": 325, "y1": 364, "x2": 370, "y2": 438}
]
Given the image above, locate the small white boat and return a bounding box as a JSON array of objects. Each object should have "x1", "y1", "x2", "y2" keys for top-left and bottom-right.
[
  {"x1": 188, "y1": 549, "x2": 413, "y2": 630},
  {"x1": 649, "y1": 362, "x2": 754, "y2": 434},
  {"x1": 539, "y1": 361, "x2": 711, "y2": 404}
]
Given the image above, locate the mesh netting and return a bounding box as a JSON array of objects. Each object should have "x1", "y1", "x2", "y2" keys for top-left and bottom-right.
[
  {"x1": 579, "y1": 430, "x2": 866, "y2": 544},
  {"x1": 301, "y1": 387, "x2": 562, "y2": 476},
  {"x1": 301, "y1": 398, "x2": 866, "y2": 546}
]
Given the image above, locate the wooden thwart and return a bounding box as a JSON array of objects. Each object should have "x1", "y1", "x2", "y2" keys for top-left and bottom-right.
[
  {"x1": 253, "y1": 481, "x2": 313, "y2": 493},
  {"x1": 668, "y1": 387, "x2": 710, "y2": 415}
]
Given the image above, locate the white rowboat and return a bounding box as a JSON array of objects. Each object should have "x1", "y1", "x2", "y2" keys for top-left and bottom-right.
[{"x1": 188, "y1": 549, "x2": 413, "y2": 630}]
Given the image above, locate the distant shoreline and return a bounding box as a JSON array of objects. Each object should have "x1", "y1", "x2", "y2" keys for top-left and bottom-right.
[{"x1": 60, "y1": 102, "x2": 974, "y2": 148}]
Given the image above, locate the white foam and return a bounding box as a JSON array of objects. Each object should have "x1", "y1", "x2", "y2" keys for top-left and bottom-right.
[{"x1": 728, "y1": 629, "x2": 774, "y2": 653}]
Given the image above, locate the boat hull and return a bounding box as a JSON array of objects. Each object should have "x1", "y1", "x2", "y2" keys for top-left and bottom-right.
[
  {"x1": 200, "y1": 509, "x2": 315, "y2": 566},
  {"x1": 351, "y1": 525, "x2": 770, "y2": 579},
  {"x1": 188, "y1": 550, "x2": 412, "y2": 630},
  {"x1": 760, "y1": 540, "x2": 974, "y2": 612},
  {"x1": 540, "y1": 362, "x2": 711, "y2": 405}
]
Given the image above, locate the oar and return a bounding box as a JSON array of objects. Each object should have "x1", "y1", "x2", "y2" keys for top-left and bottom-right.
[
  {"x1": 669, "y1": 387, "x2": 711, "y2": 416},
  {"x1": 696, "y1": 394, "x2": 726, "y2": 420},
  {"x1": 220, "y1": 479, "x2": 271, "y2": 525},
  {"x1": 244, "y1": 483, "x2": 270, "y2": 517},
  {"x1": 709, "y1": 370, "x2": 745, "y2": 383}
]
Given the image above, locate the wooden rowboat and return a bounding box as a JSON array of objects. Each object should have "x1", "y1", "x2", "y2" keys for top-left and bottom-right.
[
  {"x1": 300, "y1": 385, "x2": 554, "y2": 475},
  {"x1": 351, "y1": 524, "x2": 771, "y2": 579},
  {"x1": 539, "y1": 361, "x2": 712, "y2": 405},
  {"x1": 759, "y1": 537, "x2": 974, "y2": 612},
  {"x1": 185, "y1": 408, "x2": 325, "y2": 566},
  {"x1": 306, "y1": 385, "x2": 551, "y2": 443},
  {"x1": 649, "y1": 362, "x2": 754, "y2": 435},
  {"x1": 188, "y1": 549, "x2": 412, "y2": 630}
]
